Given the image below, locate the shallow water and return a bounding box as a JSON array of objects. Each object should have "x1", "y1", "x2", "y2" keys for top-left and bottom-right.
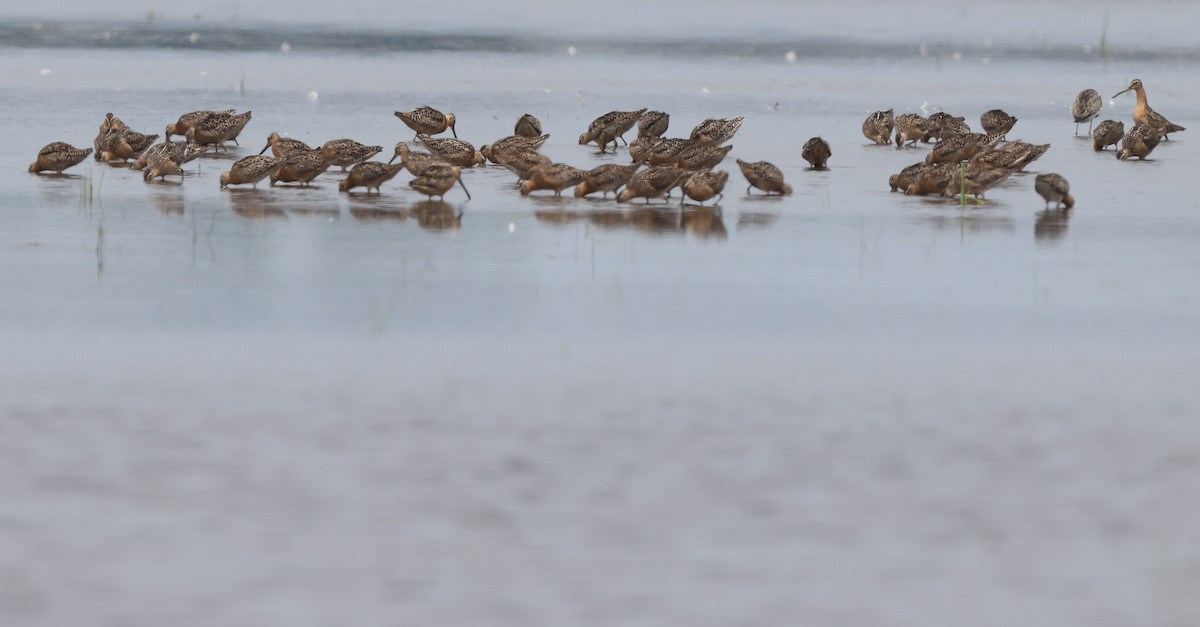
[{"x1": 3, "y1": 5, "x2": 1200, "y2": 626}]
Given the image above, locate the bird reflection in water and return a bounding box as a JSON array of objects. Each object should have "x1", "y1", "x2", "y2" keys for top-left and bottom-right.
[
  {"x1": 535, "y1": 206, "x2": 726, "y2": 238},
  {"x1": 681, "y1": 207, "x2": 727, "y2": 240},
  {"x1": 350, "y1": 207, "x2": 409, "y2": 222},
  {"x1": 410, "y1": 200, "x2": 461, "y2": 231},
  {"x1": 736, "y1": 212, "x2": 779, "y2": 231},
  {"x1": 918, "y1": 209, "x2": 1014, "y2": 234},
  {"x1": 149, "y1": 187, "x2": 185, "y2": 215},
  {"x1": 1034, "y1": 209, "x2": 1070, "y2": 243},
  {"x1": 225, "y1": 188, "x2": 286, "y2": 220}
]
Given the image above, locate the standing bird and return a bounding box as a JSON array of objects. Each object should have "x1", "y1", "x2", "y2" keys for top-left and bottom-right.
[
  {"x1": 689, "y1": 116, "x2": 744, "y2": 145},
  {"x1": 1092, "y1": 120, "x2": 1124, "y2": 152},
  {"x1": 270, "y1": 149, "x2": 333, "y2": 186},
  {"x1": 165, "y1": 109, "x2": 235, "y2": 139},
  {"x1": 388, "y1": 142, "x2": 436, "y2": 175},
  {"x1": 514, "y1": 113, "x2": 543, "y2": 138},
  {"x1": 496, "y1": 149, "x2": 553, "y2": 182},
  {"x1": 801, "y1": 137, "x2": 832, "y2": 170},
  {"x1": 394, "y1": 106, "x2": 457, "y2": 139},
  {"x1": 219, "y1": 155, "x2": 285, "y2": 188},
  {"x1": 259, "y1": 133, "x2": 312, "y2": 158},
  {"x1": 519, "y1": 163, "x2": 588, "y2": 197},
  {"x1": 680, "y1": 170, "x2": 729, "y2": 206},
  {"x1": 417, "y1": 135, "x2": 485, "y2": 167},
  {"x1": 575, "y1": 163, "x2": 640, "y2": 198},
  {"x1": 1113, "y1": 79, "x2": 1186, "y2": 139},
  {"x1": 616, "y1": 166, "x2": 688, "y2": 204},
  {"x1": 579, "y1": 108, "x2": 647, "y2": 152},
  {"x1": 736, "y1": 159, "x2": 791, "y2": 195},
  {"x1": 480, "y1": 134, "x2": 548, "y2": 164},
  {"x1": 1071, "y1": 89, "x2": 1103, "y2": 136},
  {"x1": 321, "y1": 139, "x2": 383, "y2": 172},
  {"x1": 144, "y1": 150, "x2": 185, "y2": 182},
  {"x1": 979, "y1": 109, "x2": 1018, "y2": 138},
  {"x1": 862, "y1": 109, "x2": 894, "y2": 145},
  {"x1": 1034, "y1": 173, "x2": 1074, "y2": 209},
  {"x1": 409, "y1": 163, "x2": 470, "y2": 200},
  {"x1": 675, "y1": 143, "x2": 733, "y2": 171},
  {"x1": 29, "y1": 142, "x2": 92, "y2": 174},
  {"x1": 1117, "y1": 124, "x2": 1161, "y2": 161},
  {"x1": 338, "y1": 162, "x2": 406, "y2": 194},
  {"x1": 637, "y1": 110, "x2": 670, "y2": 138},
  {"x1": 894, "y1": 113, "x2": 927, "y2": 148}
]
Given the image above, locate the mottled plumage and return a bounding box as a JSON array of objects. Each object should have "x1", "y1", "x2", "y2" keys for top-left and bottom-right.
[
  {"x1": 28, "y1": 142, "x2": 92, "y2": 174},
  {"x1": 131, "y1": 141, "x2": 207, "y2": 171},
  {"x1": 617, "y1": 166, "x2": 688, "y2": 204},
  {"x1": 321, "y1": 139, "x2": 383, "y2": 172},
  {"x1": 388, "y1": 142, "x2": 437, "y2": 176},
  {"x1": 143, "y1": 150, "x2": 184, "y2": 182},
  {"x1": 888, "y1": 162, "x2": 936, "y2": 192},
  {"x1": 862, "y1": 109, "x2": 894, "y2": 145},
  {"x1": 259, "y1": 133, "x2": 313, "y2": 158},
  {"x1": 925, "y1": 132, "x2": 1000, "y2": 165},
  {"x1": 680, "y1": 170, "x2": 729, "y2": 206},
  {"x1": 801, "y1": 137, "x2": 832, "y2": 170},
  {"x1": 409, "y1": 163, "x2": 470, "y2": 200},
  {"x1": 1114, "y1": 79, "x2": 1185, "y2": 139},
  {"x1": 894, "y1": 113, "x2": 927, "y2": 148},
  {"x1": 166, "y1": 109, "x2": 235, "y2": 139},
  {"x1": 1034, "y1": 173, "x2": 1074, "y2": 209},
  {"x1": 338, "y1": 161, "x2": 406, "y2": 193},
  {"x1": 943, "y1": 164, "x2": 1013, "y2": 200},
  {"x1": 480, "y1": 134, "x2": 549, "y2": 164},
  {"x1": 643, "y1": 137, "x2": 693, "y2": 166},
  {"x1": 736, "y1": 159, "x2": 791, "y2": 195},
  {"x1": 1117, "y1": 124, "x2": 1161, "y2": 161},
  {"x1": 1072, "y1": 89, "x2": 1102, "y2": 135},
  {"x1": 270, "y1": 149, "x2": 333, "y2": 186},
  {"x1": 637, "y1": 110, "x2": 670, "y2": 138},
  {"x1": 520, "y1": 163, "x2": 588, "y2": 197},
  {"x1": 1092, "y1": 120, "x2": 1124, "y2": 152},
  {"x1": 514, "y1": 113, "x2": 543, "y2": 138},
  {"x1": 689, "y1": 116, "x2": 744, "y2": 145},
  {"x1": 979, "y1": 109, "x2": 1018, "y2": 138},
  {"x1": 220, "y1": 155, "x2": 285, "y2": 188},
  {"x1": 575, "y1": 163, "x2": 640, "y2": 198},
  {"x1": 417, "y1": 135, "x2": 485, "y2": 167},
  {"x1": 902, "y1": 162, "x2": 960, "y2": 196},
  {"x1": 99, "y1": 129, "x2": 159, "y2": 162},
  {"x1": 496, "y1": 149, "x2": 553, "y2": 181},
  {"x1": 923, "y1": 112, "x2": 969, "y2": 142},
  {"x1": 185, "y1": 112, "x2": 249, "y2": 149},
  {"x1": 578, "y1": 108, "x2": 647, "y2": 152},
  {"x1": 394, "y1": 106, "x2": 457, "y2": 138},
  {"x1": 676, "y1": 143, "x2": 733, "y2": 171}
]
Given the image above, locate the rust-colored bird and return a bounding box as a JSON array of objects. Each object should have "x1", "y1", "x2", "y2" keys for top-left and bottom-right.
[
  {"x1": 29, "y1": 142, "x2": 92, "y2": 174},
  {"x1": 338, "y1": 161, "x2": 407, "y2": 193}
]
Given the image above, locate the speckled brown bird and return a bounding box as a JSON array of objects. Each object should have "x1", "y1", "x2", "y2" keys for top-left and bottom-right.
[
  {"x1": 942, "y1": 163, "x2": 1013, "y2": 200},
  {"x1": 1117, "y1": 124, "x2": 1161, "y2": 160},
  {"x1": 260, "y1": 133, "x2": 313, "y2": 158},
  {"x1": 395, "y1": 106, "x2": 457, "y2": 138},
  {"x1": 574, "y1": 163, "x2": 640, "y2": 198},
  {"x1": 496, "y1": 149, "x2": 553, "y2": 182},
  {"x1": 689, "y1": 116, "x2": 744, "y2": 145},
  {"x1": 514, "y1": 113, "x2": 542, "y2": 138},
  {"x1": 131, "y1": 141, "x2": 207, "y2": 172},
  {"x1": 802, "y1": 137, "x2": 832, "y2": 170},
  {"x1": 1072, "y1": 89, "x2": 1102, "y2": 136},
  {"x1": 643, "y1": 137, "x2": 693, "y2": 166},
  {"x1": 220, "y1": 155, "x2": 285, "y2": 188},
  {"x1": 578, "y1": 108, "x2": 647, "y2": 152},
  {"x1": 1034, "y1": 173, "x2": 1074, "y2": 209},
  {"x1": 338, "y1": 161, "x2": 406, "y2": 193},
  {"x1": 480, "y1": 134, "x2": 549, "y2": 164},
  {"x1": 1113, "y1": 79, "x2": 1185, "y2": 139},
  {"x1": 862, "y1": 109, "x2": 894, "y2": 145},
  {"x1": 680, "y1": 170, "x2": 729, "y2": 206},
  {"x1": 637, "y1": 110, "x2": 670, "y2": 138},
  {"x1": 1092, "y1": 120, "x2": 1124, "y2": 152},
  {"x1": 388, "y1": 142, "x2": 437, "y2": 176},
  {"x1": 979, "y1": 109, "x2": 1017, "y2": 138},
  {"x1": 676, "y1": 142, "x2": 733, "y2": 171},
  {"x1": 894, "y1": 113, "x2": 927, "y2": 148},
  {"x1": 165, "y1": 109, "x2": 235, "y2": 139},
  {"x1": 736, "y1": 159, "x2": 791, "y2": 195},
  {"x1": 520, "y1": 163, "x2": 588, "y2": 197},
  {"x1": 29, "y1": 142, "x2": 92, "y2": 174},
  {"x1": 270, "y1": 149, "x2": 333, "y2": 186},
  {"x1": 143, "y1": 150, "x2": 184, "y2": 182},
  {"x1": 98, "y1": 129, "x2": 159, "y2": 162},
  {"x1": 922, "y1": 112, "x2": 969, "y2": 143},
  {"x1": 417, "y1": 134, "x2": 485, "y2": 167},
  {"x1": 321, "y1": 139, "x2": 383, "y2": 172},
  {"x1": 617, "y1": 166, "x2": 688, "y2": 204},
  {"x1": 409, "y1": 163, "x2": 470, "y2": 200}
]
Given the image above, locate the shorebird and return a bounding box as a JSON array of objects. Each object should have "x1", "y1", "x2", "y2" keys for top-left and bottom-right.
[
  {"x1": 417, "y1": 135, "x2": 485, "y2": 167},
  {"x1": 388, "y1": 142, "x2": 437, "y2": 176},
  {"x1": 520, "y1": 163, "x2": 588, "y2": 196},
  {"x1": 689, "y1": 116, "x2": 744, "y2": 145},
  {"x1": 259, "y1": 133, "x2": 312, "y2": 158},
  {"x1": 574, "y1": 163, "x2": 640, "y2": 198},
  {"x1": 28, "y1": 142, "x2": 92, "y2": 173},
  {"x1": 888, "y1": 162, "x2": 935, "y2": 192},
  {"x1": 514, "y1": 113, "x2": 542, "y2": 138},
  {"x1": 637, "y1": 110, "x2": 670, "y2": 138},
  {"x1": 801, "y1": 137, "x2": 831, "y2": 170},
  {"x1": 1092, "y1": 120, "x2": 1124, "y2": 152},
  {"x1": 1113, "y1": 79, "x2": 1186, "y2": 139},
  {"x1": 480, "y1": 134, "x2": 548, "y2": 164},
  {"x1": 165, "y1": 109, "x2": 234, "y2": 139},
  {"x1": 394, "y1": 106, "x2": 457, "y2": 138},
  {"x1": 675, "y1": 142, "x2": 733, "y2": 171},
  {"x1": 1117, "y1": 124, "x2": 1161, "y2": 160},
  {"x1": 1034, "y1": 173, "x2": 1074, "y2": 209},
  {"x1": 862, "y1": 109, "x2": 894, "y2": 145},
  {"x1": 979, "y1": 109, "x2": 1017, "y2": 138},
  {"x1": 942, "y1": 163, "x2": 1013, "y2": 200},
  {"x1": 617, "y1": 166, "x2": 688, "y2": 203},
  {"x1": 143, "y1": 150, "x2": 184, "y2": 182},
  {"x1": 736, "y1": 159, "x2": 791, "y2": 195},
  {"x1": 131, "y1": 141, "x2": 207, "y2": 171},
  {"x1": 338, "y1": 161, "x2": 406, "y2": 193},
  {"x1": 220, "y1": 155, "x2": 285, "y2": 188},
  {"x1": 409, "y1": 163, "x2": 470, "y2": 200},
  {"x1": 680, "y1": 170, "x2": 729, "y2": 206},
  {"x1": 1071, "y1": 89, "x2": 1102, "y2": 135},
  {"x1": 894, "y1": 113, "x2": 927, "y2": 148},
  {"x1": 97, "y1": 128, "x2": 158, "y2": 162},
  {"x1": 321, "y1": 139, "x2": 382, "y2": 171},
  {"x1": 579, "y1": 109, "x2": 646, "y2": 152},
  {"x1": 270, "y1": 149, "x2": 333, "y2": 186},
  {"x1": 496, "y1": 149, "x2": 552, "y2": 182}
]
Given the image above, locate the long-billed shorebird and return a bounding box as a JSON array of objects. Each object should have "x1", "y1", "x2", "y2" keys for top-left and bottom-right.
[
  {"x1": 1113, "y1": 79, "x2": 1186, "y2": 140},
  {"x1": 1071, "y1": 89, "x2": 1102, "y2": 135}
]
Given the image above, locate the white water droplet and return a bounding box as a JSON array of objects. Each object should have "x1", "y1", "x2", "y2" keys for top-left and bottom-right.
[
  {"x1": 38, "y1": 68, "x2": 52, "y2": 77},
  {"x1": 784, "y1": 50, "x2": 797, "y2": 62},
  {"x1": 701, "y1": 87, "x2": 710, "y2": 94},
  {"x1": 307, "y1": 91, "x2": 319, "y2": 102},
  {"x1": 280, "y1": 42, "x2": 291, "y2": 53},
  {"x1": 508, "y1": 223, "x2": 516, "y2": 233},
  {"x1": 188, "y1": 32, "x2": 200, "y2": 44},
  {"x1": 567, "y1": 46, "x2": 577, "y2": 56}
]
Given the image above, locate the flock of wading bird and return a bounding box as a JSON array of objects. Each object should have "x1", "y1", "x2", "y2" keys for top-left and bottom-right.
[{"x1": 26, "y1": 78, "x2": 1183, "y2": 213}]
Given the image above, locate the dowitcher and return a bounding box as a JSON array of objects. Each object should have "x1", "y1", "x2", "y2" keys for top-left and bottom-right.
[
  {"x1": 99, "y1": 129, "x2": 159, "y2": 162},
  {"x1": 417, "y1": 135, "x2": 485, "y2": 167},
  {"x1": 338, "y1": 161, "x2": 406, "y2": 193},
  {"x1": 321, "y1": 139, "x2": 383, "y2": 172},
  {"x1": 388, "y1": 142, "x2": 438, "y2": 176},
  {"x1": 862, "y1": 109, "x2": 894, "y2": 145},
  {"x1": 979, "y1": 109, "x2": 1017, "y2": 138},
  {"x1": 184, "y1": 112, "x2": 248, "y2": 150},
  {"x1": 979, "y1": 141, "x2": 1050, "y2": 171},
  {"x1": 617, "y1": 166, "x2": 688, "y2": 204},
  {"x1": 165, "y1": 109, "x2": 235, "y2": 139},
  {"x1": 735, "y1": 159, "x2": 791, "y2": 195},
  {"x1": 925, "y1": 132, "x2": 1000, "y2": 165},
  {"x1": 680, "y1": 170, "x2": 729, "y2": 206},
  {"x1": 409, "y1": 163, "x2": 470, "y2": 200},
  {"x1": 801, "y1": 137, "x2": 831, "y2": 170},
  {"x1": 99, "y1": 112, "x2": 128, "y2": 133},
  {"x1": 894, "y1": 113, "x2": 927, "y2": 148},
  {"x1": 221, "y1": 111, "x2": 252, "y2": 146},
  {"x1": 643, "y1": 137, "x2": 693, "y2": 166},
  {"x1": 1116, "y1": 124, "x2": 1161, "y2": 160},
  {"x1": 1034, "y1": 173, "x2": 1074, "y2": 209},
  {"x1": 578, "y1": 108, "x2": 647, "y2": 152},
  {"x1": 689, "y1": 116, "x2": 744, "y2": 145},
  {"x1": 270, "y1": 149, "x2": 333, "y2": 186},
  {"x1": 889, "y1": 162, "x2": 935, "y2": 192},
  {"x1": 480, "y1": 134, "x2": 549, "y2": 164},
  {"x1": 28, "y1": 142, "x2": 92, "y2": 174},
  {"x1": 520, "y1": 163, "x2": 588, "y2": 197},
  {"x1": 514, "y1": 113, "x2": 543, "y2": 138},
  {"x1": 394, "y1": 106, "x2": 457, "y2": 138},
  {"x1": 574, "y1": 163, "x2": 640, "y2": 198},
  {"x1": 1071, "y1": 89, "x2": 1102, "y2": 135},
  {"x1": 675, "y1": 142, "x2": 733, "y2": 171},
  {"x1": 1113, "y1": 79, "x2": 1185, "y2": 139},
  {"x1": 94, "y1": 113, "x2": 130, "y2": 160},
  {"x1": 143, "y1": 150, "x2": 184, "y2": 182},
  {"x1": 1092, "y1": 120, "x2": 1124, "y2": 152},
  {"x1": 638, "y1": 110, "x2": 670, "y2": 138},
  {"x1": 131, "y1": 141, "x2": 207, "y2": 171},
  {"x1": 942, "y1": 164, "x2": 1013, "y2": 200},
  {"x1": 902, "y1": 162, "x2": 959, "y2": 196},
  {"x1": 496, "y1": 149, "x2": 553, "y2": 182},
  {"x1": 220, "y1": 155, "x2": 285, "y2": 188},
  {"x1": 259, "y1": 133, "x2": 313, "y2": 158},
  {"x1": 628, "y1": 136, "x2": 655, "y2": 163}
]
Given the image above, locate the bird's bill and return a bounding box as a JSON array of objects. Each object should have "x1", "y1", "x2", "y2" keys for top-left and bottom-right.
[{"x1": 457, "y1": 178, "x2": 471, "y2": 200}]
